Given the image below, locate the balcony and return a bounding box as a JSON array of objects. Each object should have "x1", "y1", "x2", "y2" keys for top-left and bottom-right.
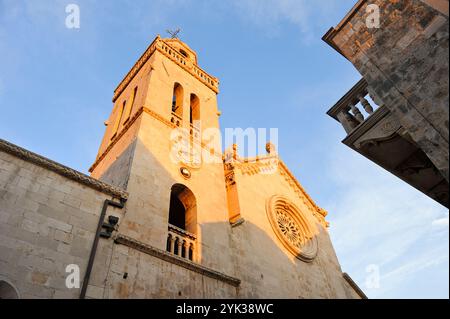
[
  {"x1": 166, "y1": 223, "x2": 196, "y2": 261},
  {"x1": 328, "y1": 79, "x2": 449, "y2": 208}
]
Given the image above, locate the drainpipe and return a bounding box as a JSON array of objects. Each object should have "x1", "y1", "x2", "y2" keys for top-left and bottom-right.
[{"x1": 79, "y1": 198, "x2": 126, "y2": 299}]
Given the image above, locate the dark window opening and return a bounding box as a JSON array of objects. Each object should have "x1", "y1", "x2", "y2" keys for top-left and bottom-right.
[{"x1": 168, "y1": 191, "x2": 186, "y2": 229}]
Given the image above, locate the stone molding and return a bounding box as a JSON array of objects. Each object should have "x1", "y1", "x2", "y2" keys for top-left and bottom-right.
[
  {"x1": 343, "y1": 272, "x2": 368, "y2": 299},
  {"x1": 113, "y1": 36, "x2": 219, "y2": 103},
  {"x1": 227, "y1": 155, "x2": 329, "y2": 228},
  {"x1": 114, "y1": 234, "x2": 241, "y2": 287},
  {"x1": 0, "y1": 138, "x2": 128, "y2": 201},
  {"x1": 90, "y1": 106, "x2": 224, "y2": 173}
]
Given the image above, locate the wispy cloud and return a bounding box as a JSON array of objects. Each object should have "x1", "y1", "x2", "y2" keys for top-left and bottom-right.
[
  {"x1": 432, "y1": 213, "x2": 449, "y2": 228},
  {"x1": 227, "y1": 0, "x2": 346, "y2": 42},
  {"x1": 324, "y1": 144, "x2": 449, "y2": 298}
]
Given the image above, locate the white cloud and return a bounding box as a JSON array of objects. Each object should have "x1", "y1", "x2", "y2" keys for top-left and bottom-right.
[
  {"x1": 227, "y1": 0, "x2": 345, "y2": 42},
  {"x1": 324, "y1": 143, "x2": 449, "y2": 298},
  {"x1": 432, "y1": 214, "x2": 449, "y2": 228}
]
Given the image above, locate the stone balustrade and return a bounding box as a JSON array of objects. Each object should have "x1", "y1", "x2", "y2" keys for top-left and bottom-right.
[
  {"x1": 170, "y1": 112, "x2": 182, "y2": 127},
  {"x1": 158, "y1": 41, "x2": 219, "y2": 92},
  {"x1": 166, "y1": 223, "x2": 196, "y2": 261},
  {"x1": 327, "y1": 78, "x2": 381, "y2": 135}
]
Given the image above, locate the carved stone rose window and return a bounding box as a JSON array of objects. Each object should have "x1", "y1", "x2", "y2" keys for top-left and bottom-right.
[{"x1": 266, "y1": 195, "x2": 318, "y2": 262}]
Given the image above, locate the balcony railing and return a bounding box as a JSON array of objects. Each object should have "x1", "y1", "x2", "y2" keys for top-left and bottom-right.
[
  {"x1": 327, "y1": 78, "x2": 381, "y2": 134},
  {"x1": 166, "y1": 223, "x2": 196, "y2": 261},
  {"x1": 170, "y1": 111, "x2": 182, "y2": 127}
]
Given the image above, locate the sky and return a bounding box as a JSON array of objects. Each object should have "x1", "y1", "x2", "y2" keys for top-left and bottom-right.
[{"x1": 0, "y1": 0, "x2": 448, "y2": 299}]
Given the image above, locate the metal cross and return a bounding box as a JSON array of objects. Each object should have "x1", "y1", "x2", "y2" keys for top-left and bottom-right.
[{"x1": 166, "y1": 28, "x2": 181, "y2": 39}]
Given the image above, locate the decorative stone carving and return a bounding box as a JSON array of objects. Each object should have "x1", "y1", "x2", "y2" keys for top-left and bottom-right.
[
  {"x1": 353, "y1": 108, "x2": 401, "y2": 149},
  {"x1": 266, "y1": 195, "x2": 318, "y2": 262}
]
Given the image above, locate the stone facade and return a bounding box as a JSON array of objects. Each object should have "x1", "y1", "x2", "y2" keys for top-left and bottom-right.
[
  {"x1": 0, "y1": 140, "x2": 127, "y2": 298},
  {"x1": 323, "y1": 0, "x2": 449, "y2": 184},
  {"x1": 0, "y1": 36, "x2": 364, "y2": 299}
]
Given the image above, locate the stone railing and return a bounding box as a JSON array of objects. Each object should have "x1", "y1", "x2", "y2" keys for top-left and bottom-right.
[
  {"x1": 170, "y1": 112, "x2": 182, "y2": 127},
  {"x1": 327, "y1": 78, "x2": 381, "y2": 134},
  {"x1": 157, "y1": 40, "x2": 219, "y2": 93},
  {"x1": 166, "y1": 223, "x2": 196, "y2": 261},
  {"x1": 159, "y1": 42, "x2": 189, "y2": 67}
]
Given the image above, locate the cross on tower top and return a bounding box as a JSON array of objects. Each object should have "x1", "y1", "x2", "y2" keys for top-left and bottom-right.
[{"x1": 166, "y1": 28, "x2": 181, "y2": 39}]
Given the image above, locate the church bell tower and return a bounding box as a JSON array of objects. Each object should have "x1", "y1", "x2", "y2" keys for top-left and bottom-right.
[{"x1": 89, "y1": 35, "x2": 233, "y2": 274}]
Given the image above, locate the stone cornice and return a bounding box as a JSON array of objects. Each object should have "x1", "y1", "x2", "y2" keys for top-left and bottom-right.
[
  {"x1": 321, "y1": 0, "x2": 366, "y2": 58},
  {"x1": 227, "y1": 155, "x2": 329, "y2": 228},
  {"x1": 343, "y1": 272, "x2": 368, "y2": 299},
  {"x1": 114, "y1": 234, "x2": 241, "y2": 287},
  {"x1": 157, "y1": 40, "x2": 219, "y2": 93},
  {"x1": 0, "y1": 138, "x2": 128, "y2": 201},
  {"x1": 112, "y1": 36, "x2": 219, "y2": 103},
  {"x1": 113, "y1": 36, "x2": 160, "y2": 102},
  {"x1": 342, "y1": 104, "x2": 390, "y2": 146},
  {"x1": 90, "y1": 106, "x2": 224, "y2": 173},
  {"x1": 89, "y1": 106, "x2": 146, "y2": 173},
  {"x1": 278, "y1": 161, "x2": 328, "y2": 217}
]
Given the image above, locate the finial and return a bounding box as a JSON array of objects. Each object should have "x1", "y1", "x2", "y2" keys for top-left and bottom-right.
[
  {"x1": 166, "y1": 28, "x2": 181, "y2": 39},
  {"x1": 266, "y1": 142, "x2": 276, "y2": 154}
]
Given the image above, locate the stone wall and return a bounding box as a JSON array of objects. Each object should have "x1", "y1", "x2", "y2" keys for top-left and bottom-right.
[
  {"x1": 226, "y1": 159, "x2": 361, "y2": 298},
  {"x1": 326, "y1": 0, "x2": 449, "y2": 181},
  {"x1": 0, "y1": 141, "x2": 239, "y2": 299},
  {"x1": 0, "y1": 144, "x2": 126, "y2": 298}
]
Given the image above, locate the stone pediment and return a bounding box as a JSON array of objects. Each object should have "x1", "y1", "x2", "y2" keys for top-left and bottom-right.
[{"x1": 225, "y1": 154, "x2": 329, "y2": 228}]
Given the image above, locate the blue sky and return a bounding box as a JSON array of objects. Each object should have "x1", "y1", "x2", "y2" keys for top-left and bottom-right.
[{"x1": 0, "y1": 0, "x2": 448, "y2": 298}]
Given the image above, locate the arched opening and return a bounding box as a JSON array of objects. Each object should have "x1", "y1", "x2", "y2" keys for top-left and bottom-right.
[
  {"x1": 179, "y1": 49, "x2": 189, "y2": 59},
  {"x1": 189, "y1": 94, "x2": 200, "y2": 126},
  {"x1": 168, "y1": 184, "x2": 197, "y2": 234},
  {"x1": 172, "y1": 83, "x2": 184, "y2": 119},
  {"x1": 0, "y1": 280, "x2": 19, "y2": 299}
]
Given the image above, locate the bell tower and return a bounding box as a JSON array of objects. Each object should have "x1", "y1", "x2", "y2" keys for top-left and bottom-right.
[{"x1": 89, "y1": 35, "x2": 233, "y2": 274}]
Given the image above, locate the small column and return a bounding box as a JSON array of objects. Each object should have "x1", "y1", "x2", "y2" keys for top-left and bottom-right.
[
  {"x1": 177, "y1": 238, "x2": 183, "y2": 257},
  {"x1": 169, "y1": 235, "x2": 175, "y2": 254},
  {"x1": 183, "y1": 241, "x2": 190, "y2": 259},
  {"x1": 189, "y1": 242, "x2": 195, "y2": 262},
  {"x1": 359, "y1": 95, "x2": 374, "y2": 114},
  {"x1": 350, "y1": 103, "x2": 364, "y2": 122},
  {"x1": 337, "y1": 111, "x2": 359, "y2": 134}
]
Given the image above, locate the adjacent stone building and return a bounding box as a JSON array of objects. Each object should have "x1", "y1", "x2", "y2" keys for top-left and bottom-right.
[
  {"x1": 0, "y1": 36, "x2": 364, "y2": 299},
  {"x1": 324, "y1": 0, "x2": 449, "y2": 207}
]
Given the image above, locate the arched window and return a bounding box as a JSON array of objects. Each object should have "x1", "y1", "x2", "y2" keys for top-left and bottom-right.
[
  {"x1": 111, "y1": 100, "x2": 126, "y2": 140},
  {"x1": 189, "y1": 94, "x2": 200, "y2": 126},
  {"x1": 0, "y1": 280, "x2": 19, "y2": 299},
  {"x1": 167, "y1": 184, "x2": 197, "y2": 261},
  {"x1": 172, "y1": 83, "x2": 184, "y2": 119},
  {"x1": 168, "y1": 184, "x2": 197, "y2": 234},
  {"x1": 179, "y1": 49, "x2": 189, "y2": 58}
]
